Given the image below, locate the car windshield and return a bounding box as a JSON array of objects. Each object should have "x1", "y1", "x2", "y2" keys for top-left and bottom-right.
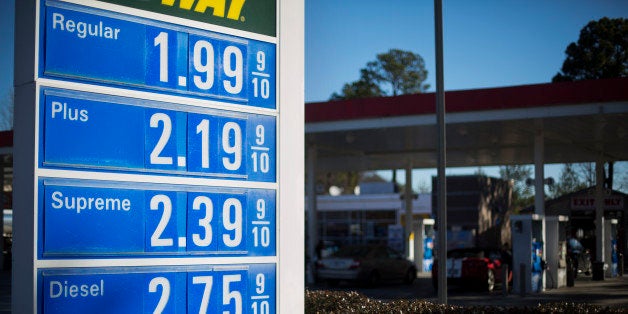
[{"x1": 331, "y1": 245, "x2": 372, "y2": 258}]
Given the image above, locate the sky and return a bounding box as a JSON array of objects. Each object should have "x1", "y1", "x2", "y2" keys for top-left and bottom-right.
[
  {"x1": 305, "y1": 0, "x2": 628, "y2": 192},
  {"x1": 0, "y1": 0, "x2": 626, "y2": 191},
  {"x1": 305, "y1": 0, "x2": 628, "y2": 102},
  {"x1": 0, "y1": 0, "x2": 14, "y2": 129}
]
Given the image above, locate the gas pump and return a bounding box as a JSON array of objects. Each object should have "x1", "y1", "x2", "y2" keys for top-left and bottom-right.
[
  {"x1": 511, "y1": 214, "x2": 545, "y2": 294},
  {"x1": 605, "y1": 219, "x2": 619, "y2": 277},
  {"x1": 414, "y1": 219, "x2": 435, "y2": 273},
  {"x1": 546, "y1": 216, "x2": 569, "y2": 288},
  {"x1": 531, "y1": 239, "x2": 544, "y2": 292}
]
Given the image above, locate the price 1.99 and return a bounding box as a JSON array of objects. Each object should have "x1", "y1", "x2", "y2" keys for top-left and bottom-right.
[
  {"x1": 151, "y1": 31, "x2": 273, "y2": 104},
  {"x1": 44, "y1": 3, "x2": 276, "y2": 109}
]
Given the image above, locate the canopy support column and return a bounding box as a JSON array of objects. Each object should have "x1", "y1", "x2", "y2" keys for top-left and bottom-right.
[
  {"x1": 534, "y1": 127, "x2": 545, "y2": 216},
  {"x1": 405, "y1": 162, "x2": 413, "y2": 258},
  {"x1": 534, "y1": 125, "x2": 547, "y2": 291},
  {"x1": 595, "y1": 159, "x2": 605, "y2": 263}
]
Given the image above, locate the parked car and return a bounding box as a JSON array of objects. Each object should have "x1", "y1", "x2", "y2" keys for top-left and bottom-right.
[
  {"x1": 316, "y1": 245, "x2": 416, "y2": 287},
  {"x1": 316, "y1": 240, "x2": 339, "y2": 259},
  {"x1": 432, "y1": 247, "x2": 512, "y2": 292}
]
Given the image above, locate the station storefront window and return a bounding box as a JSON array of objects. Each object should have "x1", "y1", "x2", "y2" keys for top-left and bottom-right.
[{"x1": 318, "y1": 210, "x2": 396, "y2": 247}]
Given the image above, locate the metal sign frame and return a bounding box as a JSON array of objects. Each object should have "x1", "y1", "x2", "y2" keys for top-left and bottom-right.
[{"x1": 14, "y1": 0, "x2": 304, "y2": 312}]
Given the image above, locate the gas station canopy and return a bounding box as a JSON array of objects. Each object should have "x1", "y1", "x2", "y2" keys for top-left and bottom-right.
[{"x1": 305, "y1": 78, "x2": 628, "y2": 172}]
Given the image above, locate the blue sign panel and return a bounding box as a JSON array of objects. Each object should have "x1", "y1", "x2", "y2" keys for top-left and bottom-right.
[
  {"x1": 42, "y1": 1, "x2": 276, "y2": 109},
  {"x1": 41, "y1": 88, "x2": 276, "y2": 182},
  {"x1": 41, "y1": 179, "x2": 276, "y2": 257},
  {"x1": 40, "y1": 264, "x2": 276, "y2": 314},
  {"x1": 33, "y1": 0, "x2": 282, "y2": 311}
]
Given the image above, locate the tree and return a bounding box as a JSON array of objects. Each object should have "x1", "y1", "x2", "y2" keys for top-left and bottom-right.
[
  {"x1": 549, "y1": 162, "x2": 628, "y2": 197},
  {"x1": 499, "y1": 165, "x2": 533, "y2": 211},
  {"x1": 330, "y1": 69, "x2": 383, "y2": 100},
  {"x1": 315, "y1": 171, "x2": 361, "y2": 195},
  {"x1": 331, "y1": 49, "x2": 429, "y2": 100},
  {"x1": 550, "y1": 17, "x2": 626, "y2": 195},
  {"x1": 550, "y1": 163, "x2": 587, "y2": 198},
  {"x1": 552, "y1": 17, "x2": 628, "y2": 82},
  {"x1": 615, "y1": 165, "x2": 628, "y2": 192},
  {"x1": 416, "y1": 180, "x2": 431, "y2": 193},
  {"x1": 576, "y1": 162, "x2": 596, "y2": 187},
  {"x1": 368, "y1": 49, "x2": 430, "y2": 96}
]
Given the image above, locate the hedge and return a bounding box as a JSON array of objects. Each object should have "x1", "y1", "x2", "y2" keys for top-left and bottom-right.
[{"x1": 305, "y1": 290, "x2": 625, "y2": 313}]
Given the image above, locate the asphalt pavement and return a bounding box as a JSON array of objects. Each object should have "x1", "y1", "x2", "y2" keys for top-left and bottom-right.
[
  {"x1": 308, "y1": 272, "x2": 628, "y2": 309},
  {"x1": 1, "y1": 269, "x2": 627, "y2": 312},
  {"x1": 0, "y1": 270, "x2": 8, "y2": 314}
]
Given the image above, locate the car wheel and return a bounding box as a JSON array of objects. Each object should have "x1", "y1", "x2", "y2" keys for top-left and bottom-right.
[
  {"x1": 485, "y1": 269, "x2": 495, "y2": 292},
  {"x1": 404, "y1": 268, "x2": 416, "y2": 285}
]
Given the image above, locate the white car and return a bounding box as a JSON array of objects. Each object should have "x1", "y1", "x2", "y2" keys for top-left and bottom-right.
[{"x1": 316, "y1": 245, "x2": 416, "y2": 287}]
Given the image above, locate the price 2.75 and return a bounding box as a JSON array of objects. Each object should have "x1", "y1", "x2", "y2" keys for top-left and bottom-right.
[
  {"x1": 148, "y1": 270, "x2": 273, "y2": 314},
  {"x1": 42, "y1": 264, "x2": 276, "y2": 314}
]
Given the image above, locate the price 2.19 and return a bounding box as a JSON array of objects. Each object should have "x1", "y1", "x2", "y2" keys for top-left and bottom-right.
[{"x1": 145, "y1": 109, "x2": 275, "y2": 181}]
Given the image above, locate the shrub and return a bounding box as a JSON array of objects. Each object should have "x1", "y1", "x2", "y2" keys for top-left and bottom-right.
[{"x1": 304, "y1": 290, "x2": 625, "y2": 314}]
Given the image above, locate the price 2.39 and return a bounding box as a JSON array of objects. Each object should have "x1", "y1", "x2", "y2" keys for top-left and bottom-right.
[{"x1": 148, "y1": 192, "x2": 273, "y2": 252}]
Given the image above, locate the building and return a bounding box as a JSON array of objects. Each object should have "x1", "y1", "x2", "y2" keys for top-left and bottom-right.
[
  {"x1": 543, "y1": 187, "x2": 626, "y2": 265},
  {"x1": 432, "y1": 175, "x2": 513, "y2": 249},
  {"x1": 313, "y1": 182, "x2": 431, "y2": 249},
  {"x1": 311, "y1": 176, "x2": 513, "y2": 251}
]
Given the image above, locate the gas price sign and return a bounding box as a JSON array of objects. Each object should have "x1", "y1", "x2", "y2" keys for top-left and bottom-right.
[
  {"x1": 41, "y1": 88, "x2": 276, "y2": 182},
  {"x1": 13, "y1": 0, "x2": 297, "y2": 311},
  {"x1": 42, "y1": 1, "x2": 276, "y2": 109},
  {"x1": 41, "y1": 179, "x2": 276, "y2": 257},
  {"x1": 41, "y1": 264, "x2": 275, "y2": 314}
]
